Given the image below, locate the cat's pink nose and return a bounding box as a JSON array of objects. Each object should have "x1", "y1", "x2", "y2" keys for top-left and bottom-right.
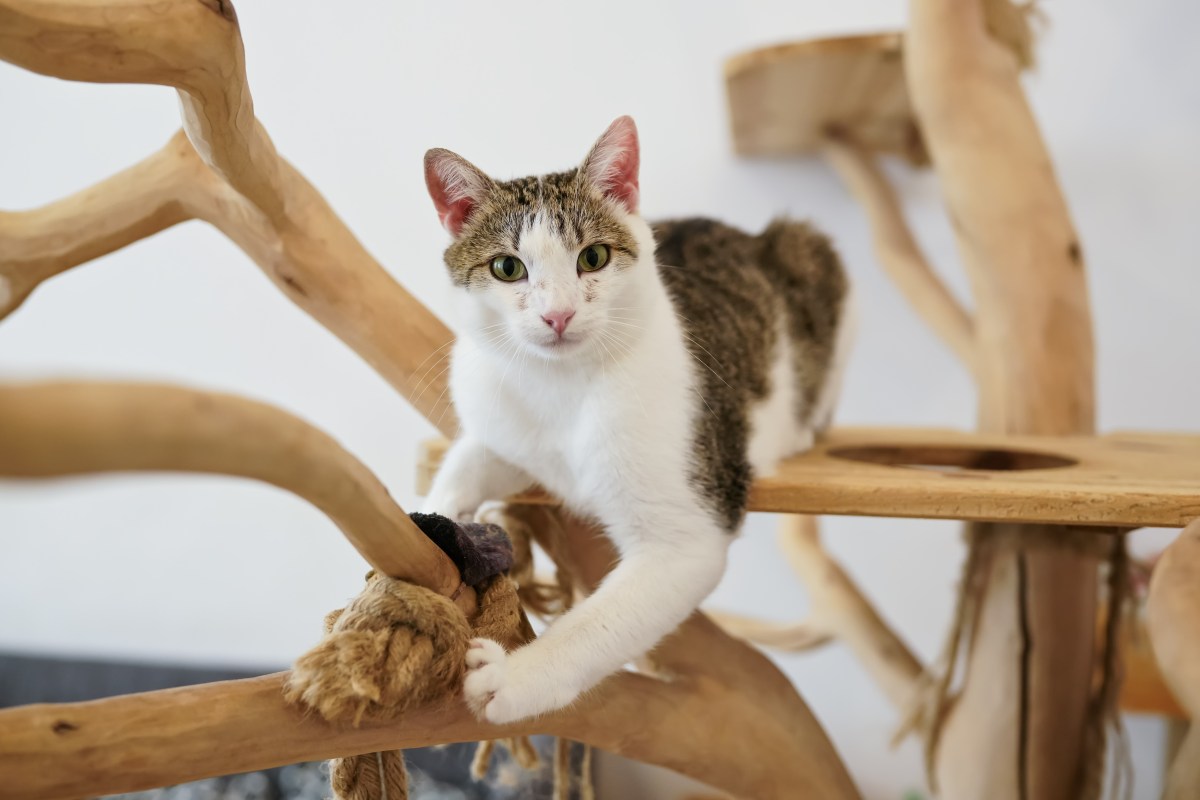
[{"x1": 542, "y1": 309, "x2": 575, "y2": 337}]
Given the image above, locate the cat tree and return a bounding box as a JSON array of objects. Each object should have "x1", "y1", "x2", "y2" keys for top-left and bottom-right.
[{"x1": 1, "y1": 1, "x2": 1197, "y2": 799}]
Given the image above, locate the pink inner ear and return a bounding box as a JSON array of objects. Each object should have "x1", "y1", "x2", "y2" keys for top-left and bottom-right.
[
  {"x1": 588, "y1": 117, "x2": 641, "y2": 213},
  {"x1": 436, "y1": 197, "x2": 475, "y2": 236},
  {"x1": 425, "y1": 154, "x2": 478, "y2": 237},
  {"x1": 609, "y1": 179, "x2": 639, "y2": 213}
]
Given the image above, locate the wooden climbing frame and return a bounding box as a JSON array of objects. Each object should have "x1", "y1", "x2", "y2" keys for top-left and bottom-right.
[{"x1": 1, "y1": 2, "x2": 1198, "y2": 799}]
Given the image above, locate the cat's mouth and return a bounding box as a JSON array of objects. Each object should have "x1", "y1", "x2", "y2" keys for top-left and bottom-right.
[{"x1": 532, "y1": 332, "x2": 585, "y2": 356}]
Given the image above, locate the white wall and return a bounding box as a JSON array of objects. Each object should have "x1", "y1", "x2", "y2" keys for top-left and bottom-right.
[{"x1": 1, "y1": 2, "x2": 1196, "y2": 798}]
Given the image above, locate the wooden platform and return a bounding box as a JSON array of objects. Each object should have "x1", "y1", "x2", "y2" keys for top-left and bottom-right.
[
  {"x1": 418, "y1": 428, "x2": 1200, "y2": 529},
  {"x1": 724, "y1": 32, "x2": 928, "y2": 164}
]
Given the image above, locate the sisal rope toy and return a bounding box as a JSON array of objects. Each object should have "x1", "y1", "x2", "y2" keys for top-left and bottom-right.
[{"x1": 284, "y1": 512, "x2": 536, "y2": 799}]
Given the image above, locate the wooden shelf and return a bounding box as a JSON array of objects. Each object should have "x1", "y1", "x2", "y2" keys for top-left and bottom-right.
[
  {"x1": 724, "y1": 32, "x2": 928, "y2": 164},
  {"x1": 417, "y1": 428, "x2": 1200, "y2": 529}
]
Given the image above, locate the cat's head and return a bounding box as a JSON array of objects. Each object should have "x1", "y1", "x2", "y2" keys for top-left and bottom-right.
[{"x1": 424, "y1": 116, "x2": 656, "y2": 362}]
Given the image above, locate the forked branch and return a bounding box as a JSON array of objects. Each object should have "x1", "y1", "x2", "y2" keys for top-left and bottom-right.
[
  {"x1": 0, "y1": 380, "x2": 470, "y2": 611},
  {"x1": 0, "y1": 0, "x2": 457, "y2": 433},
  {"x1": 712, "y1": 516, "x2": 924, "y2": 713},
  {"x1": 0, "y1": 132, "x2": 206, "y2": 320},
  {"x1": 0, "y1": 3, "x2": 862, "y2": 798},
  {"x1": 0, "y1": 418, "x2": 861, "y2": 800},
  {"x1": 822, "y1": 131, "x2": 977, "y2": 374}
]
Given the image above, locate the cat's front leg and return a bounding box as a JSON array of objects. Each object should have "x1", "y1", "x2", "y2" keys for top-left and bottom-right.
[
  {"x1": 422, "y1": 437, "x2": 532, "y2": 521},
  {"x1": 463, "y1": 517, "x2": 729, "y2": 723}
]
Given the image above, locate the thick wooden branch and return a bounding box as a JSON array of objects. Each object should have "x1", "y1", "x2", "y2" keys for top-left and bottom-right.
[
  {"x1": 906, "y1": 0, "x2": 1094, "y2": 437},
  {"x1": 0, "y1": 0, "x2": 285, "y2": 219},
  {"x1": 0, "y1": 404, "x2": 858, "y2": 798},
  {"x1": 1148, "y1": 519, "x2": 1200, "y2": 800},
  {"x1": 907, "y1": 1, "x2": 1102, "y2": 796},
  {"x1": 0, "y1": 381, "x2": 469, "y2": 611},
  {"x1": 0, "y1": 0, "x2": 457, "y2": 434},
  {"x1": 0, "y1": 653, "x2": 860, "y2": 800},
  {"x1": 821, "y1": 132, "x2": 977, "y2": 374}
]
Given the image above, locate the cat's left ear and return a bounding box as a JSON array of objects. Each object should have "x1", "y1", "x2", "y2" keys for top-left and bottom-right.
[{"x1": 582, "y1": 116, "x2": 640, "y2": 214}]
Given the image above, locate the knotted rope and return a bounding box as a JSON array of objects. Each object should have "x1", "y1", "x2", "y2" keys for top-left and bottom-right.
[{"x1": 284, "y1": 513, "x2": 535, "y2": 800}]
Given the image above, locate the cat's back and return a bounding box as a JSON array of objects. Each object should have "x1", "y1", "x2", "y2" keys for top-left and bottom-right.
[
  {"x1": 650, "y1": 217, "x2": 851, "y2": 530},
  {"x1": 651, "y1": 216, "x2": 849, "y2": 424}
]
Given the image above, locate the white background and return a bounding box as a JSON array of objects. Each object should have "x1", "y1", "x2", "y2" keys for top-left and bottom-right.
[{"x1": 1, "y1": 1, "x2": 1196, "y2": 798}]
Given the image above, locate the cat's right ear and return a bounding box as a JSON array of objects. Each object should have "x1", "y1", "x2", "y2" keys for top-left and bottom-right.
[{"x1": 424, "y1": 148, "x2": 493, "y2": 237}]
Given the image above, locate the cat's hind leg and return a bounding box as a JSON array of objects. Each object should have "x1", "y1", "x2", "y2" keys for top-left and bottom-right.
[{"x1": 463, "y1": 518, "x2": 729, "y2": 724}]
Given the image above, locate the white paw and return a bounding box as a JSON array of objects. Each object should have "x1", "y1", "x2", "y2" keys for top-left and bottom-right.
[
  {"x1": 421, "y1": 492, "x2": 479, "y2": 523},
  {"x1": 463, "y1": 638, "x2": 507, "y2": 718},
  {"x1": 462, "y1": 640, "x2": 580, "y2": 725}
]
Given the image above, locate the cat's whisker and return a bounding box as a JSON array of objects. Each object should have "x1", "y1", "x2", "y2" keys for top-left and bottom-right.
[
  {"x1": 409, "y1": 354, "x2": 455, "y2": 411},
  {"x1": 599, "y1": 329, "x2": 636, "y2": 361},
  {"x1": 604, "y1": 311, "x2": 643, "y2": 326},
  {"x1": 408, "y1": 337, "x2": 457, "y2": 384},
  {"x1": 411, "y1": 326, "x2": 516, "y2": 410},
  {"x1": 598, "y1": 329, "x2": 649, "y2": 422}
]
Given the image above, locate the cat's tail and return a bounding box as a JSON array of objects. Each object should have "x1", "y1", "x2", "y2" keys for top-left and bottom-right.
[{"x1": 756, "y1": 219, "x2": 856, "y2": 435}]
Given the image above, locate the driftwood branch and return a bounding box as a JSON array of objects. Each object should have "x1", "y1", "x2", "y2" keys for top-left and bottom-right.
[
  {"x1": 712, "y1": 516, "x2": 924, "y2": 714},
  {"x1": 906, "y1": 0, "x2": 1103, "y2": 797},
  {"x1": 0, "y1": 0, "x2": 457, "y2": 434},
  {"x1": 0, "y1": 132, "x2": 206, "y2": 319},
  {"x1": 0, "y1": 656, "x2": 857, "y2": 800},
  {"x1": 0, "y1": 492, "x2": 862, "y2": 800},
  {"x1": 0, "y1": 380, "x2": 471, "y2": 612},
  {"x1": 1148, "y1": 518, "x2": 1200, "y2": 800},
  {"x1": 0, "y1": 3, "x2": 862, "y2": 798},
  {"x1": 821, "y1": 131, "x2": 977, "y2": 374}
]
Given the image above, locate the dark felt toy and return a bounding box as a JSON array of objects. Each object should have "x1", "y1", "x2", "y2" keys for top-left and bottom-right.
[{"x1": 409, "y1": 512, "x2": 514, "y2": 587}]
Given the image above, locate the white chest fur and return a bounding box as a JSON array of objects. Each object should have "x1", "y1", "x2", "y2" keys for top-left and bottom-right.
[{"x1": 449, "y1": 286, "x2": 698, "y2": 527}]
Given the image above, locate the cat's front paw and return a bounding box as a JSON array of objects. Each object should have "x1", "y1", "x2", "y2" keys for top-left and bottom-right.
[
  {"x1": 420, "y1": 491, "x2": 479, "y2": 523},
  {"x1": 463, "y1": 638, "x2": 508, "y2": 718},
  {"x1": 462, "y1": 639, "x2": 579, "y2": 724}
]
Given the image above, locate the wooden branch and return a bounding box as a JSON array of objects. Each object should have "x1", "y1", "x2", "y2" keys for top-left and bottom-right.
[
  {"x1": 0, "y1": 412, "x2": 858, "y2": 798},
  {"x1": 906, "y1": 0, "x2": 1102, "y2": 795},
  {"x1": 709, "y1": 516, "x2": 925, "y2": 717},
  {"x1": 772, "y1": 517, "x2": 924, "y2": 712},
  {"x1": 0, "y1": 0, "x2": 284, "y2": 219},
  {"x1": 778, "y1": 516, "x2": 923, "y2": 712},
  {"x1": 0, "y1": 656, "x2": 859, "y2": 800},
  {"x1": 706, "y1": 610, "x2": 833, "y2": 651},
  {"x1": 0, "y1": 0, "x2": 457, "y2": 435},
  {"x1": 0, "y1": 381, "x2": 470, "y2": 612},
  {"x1": 821, "y1": 131, "x2": 977, "y2": 373},
  {"x1": 0, "y1": 132, "x2": 205, "y2": 321},
  {"x1": 906, "y1": 0, "x2": 1094, "y2": 437},
  {"x1": 0, "y1": 4, "x2": 866, "y2": 799},
  {"x1": 1148, "y1": 518, "x2": 1200, "y2": 799},
  {"x1": 499, "y1": 506, "x2": 861, "y2": 797}
]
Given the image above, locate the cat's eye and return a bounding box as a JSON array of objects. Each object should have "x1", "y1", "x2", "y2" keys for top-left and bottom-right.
[
  {"x1": 577, "y1": 244, "x2": 610, "y2": 273},
  {"x1": 491, "y1": 255, "x2": 527, "y2": 282}
]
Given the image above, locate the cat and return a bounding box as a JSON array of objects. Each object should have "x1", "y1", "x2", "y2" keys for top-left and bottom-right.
[{"x1": 422, "y1": 116, "x2": 852, "y2": 724}]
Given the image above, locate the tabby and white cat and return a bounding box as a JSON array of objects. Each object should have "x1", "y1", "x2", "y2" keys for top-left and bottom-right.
[{"x1": 422, "y1": 116, "x2": 851, "y2": 724}]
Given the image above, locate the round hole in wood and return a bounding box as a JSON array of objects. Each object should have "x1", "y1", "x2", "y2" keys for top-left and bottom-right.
[{"x1": 828, "y1": 445, "x2": 1077, "y2": 473}]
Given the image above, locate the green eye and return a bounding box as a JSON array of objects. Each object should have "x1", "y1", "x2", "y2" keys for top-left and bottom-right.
[
  {"x1": 491, "y1": 255, "x2": 526, "y2": 282},
  {"x1": 578, "y1": 244, "x2": 610, "y2": 272}
]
